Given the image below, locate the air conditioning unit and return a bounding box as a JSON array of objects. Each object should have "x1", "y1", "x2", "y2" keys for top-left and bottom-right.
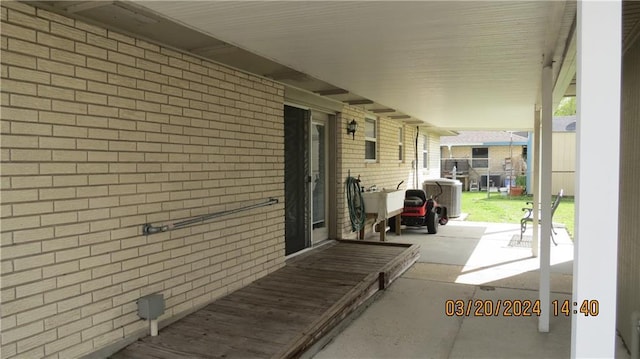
[{"x1": 423, "y1": 179, "x2": 462, "y2": 218}]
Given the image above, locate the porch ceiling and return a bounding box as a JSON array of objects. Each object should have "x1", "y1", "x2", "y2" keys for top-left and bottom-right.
[
  {"x1": 30, "y1": 1, "x2": 577, "y2": 131},
  {"x1": 134, "y1": 1, "x2": 576, "y2": 131}
]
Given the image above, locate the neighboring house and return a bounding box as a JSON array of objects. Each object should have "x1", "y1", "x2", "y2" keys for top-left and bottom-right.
[
  {"x1": 440, "y1": 131, "x2": 529, "y2": 190},
  {"x1": 440, "y1": 116, "x2": 577, "y2": 196}
]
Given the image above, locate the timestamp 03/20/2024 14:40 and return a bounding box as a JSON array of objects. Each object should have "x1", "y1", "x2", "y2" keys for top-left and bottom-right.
[{"x1": 444, "y1": 299, "x2": 600, "y2": 317}]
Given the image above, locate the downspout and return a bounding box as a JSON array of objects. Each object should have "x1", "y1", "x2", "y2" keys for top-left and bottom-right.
[
  {"x1": 527, "y1": 132, "x2": 533, "y2": 194},
  {"x1": 415, "y1": 127, "x2": 419, "y2": 188}
]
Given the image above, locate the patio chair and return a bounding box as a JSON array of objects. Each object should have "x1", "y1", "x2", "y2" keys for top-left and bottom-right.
[{"x1": 520, "y1": 189, "x2": 564, "y2": 245}]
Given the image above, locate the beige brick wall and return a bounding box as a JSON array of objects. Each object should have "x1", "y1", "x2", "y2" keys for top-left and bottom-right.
[
  {"x1": 0, "y1": 3, "x2": 285, "y2": 358},
  {"x1": 335, "y1": 106, "x2": 441, "y2": 239}
]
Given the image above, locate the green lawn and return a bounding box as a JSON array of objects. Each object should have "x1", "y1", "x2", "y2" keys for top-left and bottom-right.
[{"x1": 460, "y1": 191, "x2": 575, "y2": 238}]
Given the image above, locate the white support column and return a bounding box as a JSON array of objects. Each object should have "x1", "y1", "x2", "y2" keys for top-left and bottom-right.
[
  {"x1": 539, "y1": 66, "x2": 553, "y2": 333},
  {"x1": 572, "y1": 1, "x2": 621, "y2": 357},
  {"x1": 532, "y1": 109, "x2": 540, "y2": 258}
]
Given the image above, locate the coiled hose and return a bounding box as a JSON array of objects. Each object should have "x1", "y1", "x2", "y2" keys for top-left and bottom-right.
[{"x1": 345, "y1": 176, "x2": 366, "y2": 232}]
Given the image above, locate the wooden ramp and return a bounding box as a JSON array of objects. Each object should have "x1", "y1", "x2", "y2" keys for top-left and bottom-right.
[{"x1": 112, "y1": 240, "x2": 419, "y2": 359}]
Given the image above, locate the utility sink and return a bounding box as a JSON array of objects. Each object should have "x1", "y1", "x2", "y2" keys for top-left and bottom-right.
[{"x1": 361, "y1": 189, "x2": 406, "y2": 222}]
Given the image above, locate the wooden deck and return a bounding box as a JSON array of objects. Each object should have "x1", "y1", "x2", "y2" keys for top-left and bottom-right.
[{"x1": 112, "y1": 240, "x2": 419, "y2": 359}]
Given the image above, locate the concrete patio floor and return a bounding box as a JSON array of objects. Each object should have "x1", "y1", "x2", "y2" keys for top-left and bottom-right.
[{"x1": 311, "y1": 221, "x2": 631, "y2": 359}]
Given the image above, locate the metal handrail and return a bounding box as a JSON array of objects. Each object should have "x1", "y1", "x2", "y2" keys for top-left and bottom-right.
[{"x1": 142, "y1": 197, "x2": 279, "y2": 235}]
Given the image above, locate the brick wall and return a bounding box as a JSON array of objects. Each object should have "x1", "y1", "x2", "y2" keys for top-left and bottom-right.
[
  {"x1": 0, "y1": 2, "x2": 285, "y2": 358},
  {"x1": 335, "y1": 106, "x2": 441, "y2": 239}
]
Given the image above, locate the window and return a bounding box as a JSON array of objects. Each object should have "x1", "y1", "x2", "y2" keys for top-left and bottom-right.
[
  {"x1": 364, "y1": 117, "x2": 377, "y2": 161},
  {"x1": 422, "y1": 134, "x2": 428, "y2": 169},
  {"x1": 398, "y1": 127, "x2": 404, "y2": 161},
  {"x1": 472, "y1": 147, "x2": 489, "y2": 168}
]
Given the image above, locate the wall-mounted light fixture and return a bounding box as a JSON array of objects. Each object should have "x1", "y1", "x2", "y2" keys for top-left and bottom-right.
[{"x1": 347, "y1": 120, "x2": 358, "y2": 140}]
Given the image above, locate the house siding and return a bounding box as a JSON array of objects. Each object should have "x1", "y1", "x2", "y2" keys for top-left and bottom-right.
[
  {"x1": 552, "y1": 132, "x2": 576, "y2": 196},
  {"x1": 0, "y1": 3, "x2": 285, "y2": 358},
  {"x1": 617, "y1": 31, "x2": 640, "y2": 350}
]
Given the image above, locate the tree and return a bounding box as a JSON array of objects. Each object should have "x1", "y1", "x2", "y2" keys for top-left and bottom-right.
[{"x1": 554, "y1": 97, "x2": 576, "y2": 116}]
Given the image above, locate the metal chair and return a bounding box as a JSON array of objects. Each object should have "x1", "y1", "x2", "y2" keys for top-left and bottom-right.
[
  {"x1": 469, "y1": 179, "x2": 479, "y2": 191},
  {"x1": 520, "y1": 189, "x2": 564, "y2": 245}
]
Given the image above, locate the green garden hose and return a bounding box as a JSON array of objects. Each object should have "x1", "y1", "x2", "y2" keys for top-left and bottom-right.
[{"x1": 346, "y1": 176, "x2": 366, "y2": 232}]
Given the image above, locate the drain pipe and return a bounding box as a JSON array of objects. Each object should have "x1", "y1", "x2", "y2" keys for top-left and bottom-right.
[
  {"x1": 632, "y1": 310, "x2": 640, "y2": 359},
  {"x1": 150, "y1": 318, "x2": 159, "y2": 337}
]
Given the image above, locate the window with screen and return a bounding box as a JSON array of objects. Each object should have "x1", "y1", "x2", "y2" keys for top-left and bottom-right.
[{"x1": 472, "y1": 147, "x2": 489, "y2": 168}]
